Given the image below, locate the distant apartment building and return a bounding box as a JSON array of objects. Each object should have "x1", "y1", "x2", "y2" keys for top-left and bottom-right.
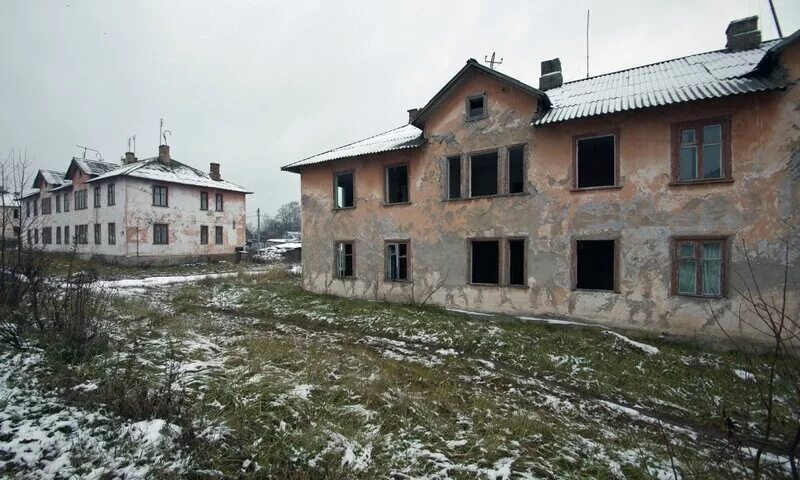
[
  {"x1": 0, "y1": 189, "x2": 20, "y2": 241},
  {"x1": 21, "y1": 145, "x2": 250, "y2": 264},
  {"x1": 282, "y1": 18, "x2": 800, "y2": 338}
]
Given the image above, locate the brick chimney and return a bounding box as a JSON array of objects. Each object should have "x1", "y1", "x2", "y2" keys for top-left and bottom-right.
[
  {"x1": 407, "y1": 108, "x2": 419, "y2": 123},
  {"x1": 158, "y1": 145, "x2": 171, "y2": 165},
  {"x1": 122, "y1": 152, "x2": 137, "y2": 165},
  {"x1": 539, "y1": 58, "x2": 563, "y2": 91},
  {"x1": 726, "y1": 16, "x2": 761, "y2": 51},
  {"x1": 209, "y1": 162, "x2": 221, "y2": 181}
]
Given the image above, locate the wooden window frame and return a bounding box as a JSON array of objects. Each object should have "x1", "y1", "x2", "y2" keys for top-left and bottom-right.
[
  {"x1": 215, "y1": 193, "x2": 224, "y2": 212},
  {"x1": 200, "y1": 225, "x2": 209, "y2": 245},
  {"x1": 572, "y1": 130, "x2": 621, "y2": 192},
  {"x1": 63, "y1": 193, "x2": 70, "y2": 212},
  {"x1": 334, "y1": 240, "x2": 356, "y2": 279},
  {"x1": 41, "y1": 197, "x2": 51, "y2": 215},
  {"x1": 107, "y1": 184, "x2": 116, "y2": 206},
  {"x1": 468, "y1": 237, "x2": 502, "y2": 286},
  {"x1": 55, "y1": 195, "x2": 61, "y2": 213},
  {"x1": 152, "y1": 185, "x2": 169, "y2": 207},
  {"x1": 446, "y1": 155, "x2": 462, "y2": 200},
  {"x1": 384, "y1": 162, "x2": 411, "y2": 205},
  {"x1": 94, "y1": 223, "x2": 101, "y2": 245},
  {"x1": 74, "y1": 190, "x2": 88, "y2": 210},
  {"x1": 670, "y1": 235, "x2": 730, "y2": 298},
  {"x1": 214, "y1": 226, "x2": 223, "y2": 245},
  {"x1": 56, "y1": 226, "x2": 61, "y2": 245},
  {"x1": 570, "y1": 235, "x2": 621, "y2": 293},
  {"x1": 93, "y1": 186, "x2": 101, "y2": 208},
  {"x1": 384, "y1": 239, "x2": 411, "y2": 282},
  {"x1": 200, "y1": 192, "x2": 209, "y2": 211},
  {"x1": 333, "y1": 170, "x2": 356, "y2": 210},
  {"x1": 153, "y1": 223, "x2": 169, "y2": 245},
  {"x1": 670, "y1": 117, "x2": 732, "y2": 185},
  {"x1": 108, "y1": 223, "x2": 116, "y2": 245},
  {"x1": 465, "y1": 93, "x2": 488, "y2": 121}
]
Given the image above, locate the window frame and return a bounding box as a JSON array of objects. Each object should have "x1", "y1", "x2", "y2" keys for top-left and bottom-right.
[
  {"x1": 75, "y1": 190, "x2": 88, "y2": 210},
  {"x1": 670, "y1": 117, "x2": 732, "y2": 185},
  {"x1": 107, "y1": 183, "x2": 115, "y2": 206},
  {"x1": 55, "y1": 195, "x2": 61, "y2": 213},
  {"x1": 42, "y1": 227, "x2": 52, "y2": 245},
  {"x1": 215, "y1": 193, "x2": 224, "y2": 212},
  {"x1": 93, "y1": 186, "x2": 101, "y2": 208},
  {"x1": 94, "y1": 223, "x2": 101, "y2": 245},
  {"x1": 214, "y1": 226, "x2": 223, "y2": 245},
  {"x1": 56, "y1": 226, "x2": 61, "y2": 245},
  {"x1": 108, "y1": 222, "x2": 116, "y2": 245},
  {"x1": 465, "y1": 93, "x2": 488, "y2": 121},
  {"x1": 384, "y1": 239, "x2": 411, "y2": 282},
  {"x1": 468, "y1": 148, "x2": 500, "y2": 198},
  {"x1": 200, "y1": 192, "x2": 209, "y2": 211},
  {"x1": 506, "y1": 237, "x2": 528, "y2": 287},
  {"x1": 571, "y1": 235, "x2": 621, "y2": 293},
  {"x1": 152, "y1": 185, "x2": 169, "y2": 207},
  {"x1": 670, "y1": 235, "x2": 729, "y2": 298},
  {"x1": 63, "y1": 193, "x2": 70, "y2": 212},
  {"x1": 507, "y1": 144, "x2": 526, "y2": 195},
  {"x1": 333, "y1": 170, "x2": 356, "y2": 209},
  {"x1": 468, "y1": 237, "x2": 502, "y2": 286},
  {"x1": 571, "y1": 130, "x2": 621, "y2": 192},
  {"x1": 41, "y1": 197, "x2": 51, "y2": 215},
  {"x1": 446, "y1": 155, "x2": 462, "y2": 200},
  {"x1": 334, "y1": 240, "x2": 356, "y2": 279},
  {"x1": 200, "y1": 225, "x2": 209, "y2": 245},
  {"x1": 384, "y1": 163, "x2": 411, "y2": 205},
  {"x1": 153, "y1": 223, "x2": 169, "y2": 245}
]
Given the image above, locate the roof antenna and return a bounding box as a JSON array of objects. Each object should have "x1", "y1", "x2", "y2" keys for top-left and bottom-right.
[
  {"x1": 586, "y1": 9, "x2": 590, "y2": 78},
  {"x1": 159, "y1": 118, "x2": 172, "y2": 146},
  {"x1": 76, "y1": 144, "x2": 102, "y2": 161},
  {"x1": 483, "y1": 51, "x2": 503, "y2": 70},
  {"x1": 767, "y1": 0, "x2": 783, "y2": 37},
  {"x1": 127, "y1": 134, "x2": 136, "y2": 154}
]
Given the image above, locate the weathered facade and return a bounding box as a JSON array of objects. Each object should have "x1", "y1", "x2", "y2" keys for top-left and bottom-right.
[
  {"x1": 283, "y1": 20, "x2": 800, "y2": 339},
  {"x1": 22, "y1": 146, "x2": 249, "y2": 264}
]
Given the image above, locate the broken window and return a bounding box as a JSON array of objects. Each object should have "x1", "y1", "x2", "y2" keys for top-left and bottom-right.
[
  {"x1": 385, "y1": 164, "x2": 409, "y2": 204},
  {"x1": 335, "y1": 172, "x2": 354, "y2": 208},
  {"x1": 335, "y1": 242, "x2": 354, "y2": 278},
  {"x1": 508, "y1": 239, "x2": 526, "y2": 286},
  {"x1": 152, "y1": 186, "x2": 168, "y2": 207},
  {"x1": 153, "y1": 223, "x2": 168, "y2": 245},
  {"x1": 215, "y1": 193, "x2": 224, "y2": 211},
  {"x1": 447, "y1": 156, "x2": 461, "y2": 199},
  {"x1": 466, "y1": 94, "x2": 486, "y2": 120},
  {"x1": 215, "y1": 226, "x2": 223, "y2": 245},
  {"x1": 470, "y1": 151, "x2": 498, "y2": 197},
  {"x1": 108, "y1": 223, "x2": 116, "y2": 245},
  {"x1": 675, "y1": 239, "x2": 725, "y2": 297},
  {"x1": 675, "y1": 120, "x2": 727, "y2": 182},
  {"x1": 471, "y1": 240, "x2": 499, "y2": 284},
  {"x1": 575, "y1": 134, "x2": 616, "y2": 189},
  {"x1": 200, "y1": 226, "x2": 209, "y2": 245},
  {"x1": 75, "y1": 190, "x2": 87, "y2": 210},
  {"x1": 575, "y1": 239, "x2": 616, "y2": 291},
  {"x1": 94, "y1": 224, "x2": 101, "y2": 245},
  {"x1": 386, "y1": 242, "x2": 409, "y2": 281},
  {"x1": 94, "y1": 187, "x2": 101, "y2": 208},
  {"x1": 108, "y1": 184, "x2": 115, "y2": 206},
  {"x1": 508, "y1": 146, "x2": 524, "y2": 194},
  {"x1": 200, "y1": 192, "x2": 208, "y2": 210}
]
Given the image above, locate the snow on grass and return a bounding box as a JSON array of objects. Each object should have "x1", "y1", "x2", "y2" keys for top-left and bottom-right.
[
  {"x1": 733, "y1": 369, "x2": 756, "y2": 382},
  {"x1": 604, "y1": 330, "x2": 660, "y2": 355}
]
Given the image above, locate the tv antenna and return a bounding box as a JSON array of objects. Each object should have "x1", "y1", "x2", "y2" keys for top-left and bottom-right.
[
  {"x1": 127, "y1": 134, "x2": 136, "y2": 154},
  {"x1": 76, "y1": 145, "x2": 103, "y2": 161},
  {"x1": 484, "y1": 52, "x2": 503, "y2": 69},
  {"x1": 586, "y1": 9, "x2": 590, "y2": 78},
  {"x1": 159, "y1": 118, "x2": 172, "y2": 146}
]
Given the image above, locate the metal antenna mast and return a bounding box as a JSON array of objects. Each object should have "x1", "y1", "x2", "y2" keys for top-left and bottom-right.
[
  {"x1": 767, "y1": 0, "x2": 783, "y2": 37},
  {"x1": 76, "y1": 145, "x2": 103, "y2": 161},
  {"x1": 484, "y1": 52, "x2": 503, "y2": 69},
  {"x1": 586, "y1": 9, "x2": 590, "y2": 78}
]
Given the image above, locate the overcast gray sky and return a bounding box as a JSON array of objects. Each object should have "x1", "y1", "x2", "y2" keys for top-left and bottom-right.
[{"x1": 1, "y1": 0, "x2": 798, "y2": 223}]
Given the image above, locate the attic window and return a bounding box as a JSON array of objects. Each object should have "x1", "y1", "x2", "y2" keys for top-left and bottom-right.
[
  {"x1": 466, "y1": 94, "x2": 486, "y2": 120},
  {"x1": 575, "y1": 133, "x2": 617, "y2": 189}
]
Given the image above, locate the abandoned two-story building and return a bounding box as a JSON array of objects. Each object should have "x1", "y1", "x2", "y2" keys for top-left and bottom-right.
[
  {"x1": 21, "y1": 145, "x2": 250, "y2": 264},
  {"x1": 282, "y1": 17, "x2": 799, "y2": 338}
]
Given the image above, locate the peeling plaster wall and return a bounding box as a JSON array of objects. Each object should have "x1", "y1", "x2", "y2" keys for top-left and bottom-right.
[{"x1": 299, "y1": 50, "x2": 800, "y2": 340}]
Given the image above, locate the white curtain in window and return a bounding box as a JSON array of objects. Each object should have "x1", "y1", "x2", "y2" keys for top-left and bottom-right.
[{"x1": 702, "y1": 243, "x2": 722, "y2": 295}]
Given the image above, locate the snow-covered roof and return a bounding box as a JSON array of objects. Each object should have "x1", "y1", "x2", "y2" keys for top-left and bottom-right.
[
  {"x1": 535, "y1": 39, "x2": 786, "y2": 125},
  {"x1": 68, "y1": 157, "x2": 120, "y2": 177},
  {"x1": 87, "y1": 157, "x2": 250, "y2": 193},
  {"x1": 50, "y1": 180, "x2": 74, "y2": 192},
  {"x1": 282, "y1": 124, "x2": 425, "y2": 172},
  {"x1": 1, "y1": 192, "x2": 18, "y2": 207},
  {"x1": 18, "y1": 188, "x2": 40, "y2": 200},
  {"x1": 32, "y1": 169, "x2": 67, "y2": 188}
]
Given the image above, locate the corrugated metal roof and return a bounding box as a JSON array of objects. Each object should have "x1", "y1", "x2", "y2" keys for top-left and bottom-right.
[
  {"x1": 88, "y1": 157, "x2": 251, "y2": 193},
  {"x1": 71, "y1": 158, "x2": 120, "y2": 176},
  {"x1": 535, "y1": 39, "x2": 786, "y2": 125},
  {"x1": 39, "y1": 169, "x2": 67, "y2": 186},
  {"x1": 282, "y1": 124, "x2": 424, "y2": 172}
]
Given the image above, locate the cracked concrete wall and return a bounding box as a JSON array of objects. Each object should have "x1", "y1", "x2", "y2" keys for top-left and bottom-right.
[{"x1": 298, "y1": 47, "x2": 799, "y2": 340}]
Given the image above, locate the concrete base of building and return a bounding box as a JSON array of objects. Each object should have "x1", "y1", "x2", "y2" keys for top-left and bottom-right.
[{"x1": 79, "y1": 253, "x2": 238, "y2": 266}]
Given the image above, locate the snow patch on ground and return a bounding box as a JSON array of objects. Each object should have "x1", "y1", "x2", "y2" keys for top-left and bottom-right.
[
  {"x1": 733, "y1": 369, "x2": 756, "y2": 382},
  {"x1": 604, "y1": 331, "x2": 660, "y2": 355}
]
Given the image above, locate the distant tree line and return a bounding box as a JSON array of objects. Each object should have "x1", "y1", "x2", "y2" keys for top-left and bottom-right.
[{"x1": 247, "y1": 201, "x2": 300, "y2": 241}]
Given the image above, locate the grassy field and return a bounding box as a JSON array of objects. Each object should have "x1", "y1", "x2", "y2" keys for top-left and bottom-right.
[{"x1": 0, "y1": 267, "x2": 795, "y2": 478}]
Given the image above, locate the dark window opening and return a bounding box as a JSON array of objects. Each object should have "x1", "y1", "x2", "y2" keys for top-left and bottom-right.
[
  {"x1": 108, "y1": 223, "x2": 116, "y2": 245},
  {"x1": 94, "y1": 224, "x2": 101, "y2": 245},
  {"x1": 94, "y1": 187, "x2": 101, "y2": 208},
  {"x1": 508, "y1": 239, "x2": 525, "y2": 286},
  {"x1": 200, "y1": 192, "x2": 208, "y2": 210},
  {"x1": 576, "y1": 135, "x2": 615, "y2": 188},
  {"x1": 64, "y1": 226, "x2": 70, "y2": 244},
  {"x1": 200, "y1": 226, "x2": 208, "y2": 245},
  {"x1": 471, "y1": 240, "x2": 499, "y2": 284},
  {"x1": 386, "y1": 165, "x2": 409, "y2": 204},
  {"x1": 215, "y1": 193, "x2": 224, "y2": 211},
  {"x1": 508, "y1": 147, "x2": 524, "y2": 194},
  {"x1": 152, "y1": 186, "x2": 168, "y2": 207},
  {"x1": 470, "y1": 152, "x2": 498, "y2": 197},
  {"x1": 75, "y1": 225, "x2": 88, "y2": 245},
  {"x1": 335, "y1": 172, "x2": 354, "y2": 208},
  {"x1": 153, "y1": 224, "x2": 168, "y2": 245},
  {"x1": 386, "y1": 242, "x2": 408, "y2": 281},
  {"x1": 56, "y1": 226, "x2": 61, "y2": 244},
  {"x1": 576, "y1": 240, "x2": 615, "y2": 291},
  {"x1": 447, "y1": 156, "x2": 461, "y2": 199},
  {"x1": 42, "y1": 227, "x2": 51, "y2": 245},
  {"x1": 336, "y1": 242, "x2": 354, "y2": 277},
  {"x1": 215, "y1": 226, "x2": 223, "y2": 245},
  {"x1": 108, "y1": 184, "x2": 115, "y2": 206},
  {"x1": 467, "y1": 95, "x2": 485, "y2": 120}
]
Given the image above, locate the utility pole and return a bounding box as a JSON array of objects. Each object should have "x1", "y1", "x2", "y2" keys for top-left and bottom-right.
[
  {"x1": 767, "y1": 0, "x2": 783, "y2": 37},
  {"x1": 256, "y1": 208, "x2": 261, "y2": 248}
]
